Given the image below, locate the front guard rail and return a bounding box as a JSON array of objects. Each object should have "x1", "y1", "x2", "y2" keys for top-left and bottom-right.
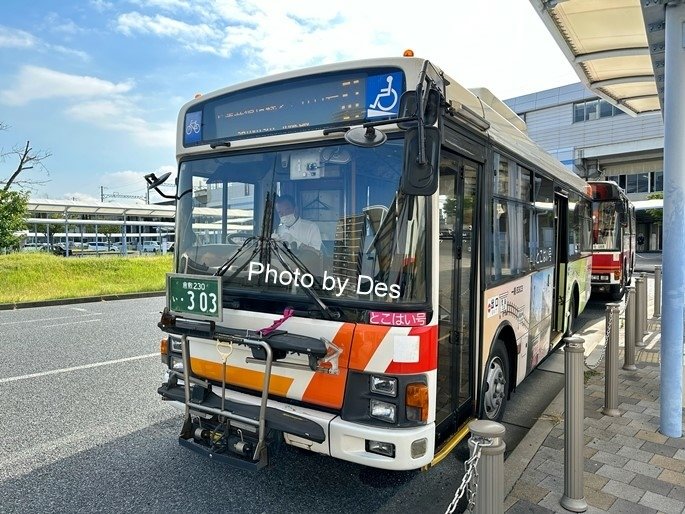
[{"x1": 180, "y1": 334, "x2": 273, "y2": 462}]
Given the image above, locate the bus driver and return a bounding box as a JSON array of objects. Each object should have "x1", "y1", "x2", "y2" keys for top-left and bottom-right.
[{"x1": 273, "y1": 194, "x2": 322, "y2": 253}]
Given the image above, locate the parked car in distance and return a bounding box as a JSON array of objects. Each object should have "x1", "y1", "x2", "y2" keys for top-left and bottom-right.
[
  {"x1": 140, "y1": 242, "x2": 161, "y2": 253},
  {"x1": 439, "y1": 227, "x2": 454, "y2": 240},
  {"x1": 88, "y1": 243, "x2": 113, "y2": 251},
  {"x1": 21, "y1": 243, "x2": 47, "y2": 252}
]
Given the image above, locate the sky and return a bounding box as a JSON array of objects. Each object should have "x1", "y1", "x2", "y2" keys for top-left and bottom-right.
[{"x1": 0, "y1": 0, "x2": 580, "y2": 204}]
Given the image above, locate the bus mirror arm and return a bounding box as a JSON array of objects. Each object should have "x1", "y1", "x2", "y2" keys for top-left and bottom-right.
[{"x1": 144, "y1": 172, "x2": 191, "y2": 201}]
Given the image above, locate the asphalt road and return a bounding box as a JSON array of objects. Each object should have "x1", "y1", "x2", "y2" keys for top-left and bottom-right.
[{"x1": 0, "y1": 297, "x2": 607, "y2": 514}]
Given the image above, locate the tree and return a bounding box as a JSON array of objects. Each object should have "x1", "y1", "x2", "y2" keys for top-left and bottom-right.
[
  {"x1": 1, "y1": 122, "x2": 51, "y2": 251},
  {"x1": 1, "y1": 122, "x2": 51, "y2": 192},
  {"x1": 99, "y1": 224, "x2": 120, "y2": 247},
  {"x1": 0, "y1": 190, "x2": 28, "y2": 251},
  {"x1": 647, "y1": 192, "x2": 663, "y2": 222}
]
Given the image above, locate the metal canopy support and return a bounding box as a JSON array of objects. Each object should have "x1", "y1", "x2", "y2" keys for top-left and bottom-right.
[{"x1": 661, "y1": 2, "x2": 685, "y2": 438}]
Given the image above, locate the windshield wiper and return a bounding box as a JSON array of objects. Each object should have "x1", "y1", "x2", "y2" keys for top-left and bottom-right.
[
  {"x1": 269, "y1": 239, "x2": 338, "y2": 321},
  {"x1": 214, "y1": 236, "x2": 260, "y2": 278},
  {"x1": 215, "y1": 189, "x2": 276, "y2": 278}
]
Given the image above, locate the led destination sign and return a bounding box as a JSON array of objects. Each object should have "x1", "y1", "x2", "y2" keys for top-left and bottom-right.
[{"x1": 184, "y1": 69, "x2": 405, "y2": 146}]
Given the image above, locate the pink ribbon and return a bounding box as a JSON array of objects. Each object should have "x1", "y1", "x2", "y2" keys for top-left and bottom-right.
[{"x1": 259, "y1": 308, "x2": 294, "y2": 336}]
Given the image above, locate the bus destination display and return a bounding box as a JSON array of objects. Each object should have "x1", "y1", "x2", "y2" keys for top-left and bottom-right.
[{"x1": 186, "y1": 69, "x2": 404, "y2": 146}]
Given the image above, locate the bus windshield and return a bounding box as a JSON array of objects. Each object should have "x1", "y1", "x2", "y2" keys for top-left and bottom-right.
[
  {"x1": 592, "y1": 201, "x2": 621, "y2": 250},
  {"x1": 175, "y1": 138, "x2": 428, "y2": 305}
]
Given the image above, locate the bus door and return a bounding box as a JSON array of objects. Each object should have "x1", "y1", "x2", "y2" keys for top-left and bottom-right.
[
  {"x1": 435, "y1": 153, "x2": 478, "y2": 444},
  {"x1": 553, "y1": 192, "x2": 569, "y2": 333}
]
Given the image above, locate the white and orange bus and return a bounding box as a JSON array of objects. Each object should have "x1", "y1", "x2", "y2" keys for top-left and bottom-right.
[
  {"x1": 588, "y1": 180, "x2": 636, "y2": 300},
  {"x1": 150, "y1": 55, "x2": 592, "y2": 471}
]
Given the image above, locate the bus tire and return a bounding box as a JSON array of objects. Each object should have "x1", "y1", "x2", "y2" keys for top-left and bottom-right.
[
  {"x1": 481, "y1": 340, "x2": 509, "y2": 422},
  {"x1": 610, "y1": 284, "x2": 623, "y2": 301}
]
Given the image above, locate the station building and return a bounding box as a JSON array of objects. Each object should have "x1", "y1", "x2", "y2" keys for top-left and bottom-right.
[
  {"x1": 20, "y1": 199, "x2": 175, "y2": 253},
  {"x1": 505, "y1": 83, "x2": 664, "y2": 251}
]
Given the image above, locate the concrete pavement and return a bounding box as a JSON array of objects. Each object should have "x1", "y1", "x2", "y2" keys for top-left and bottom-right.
[{"x1": 503, "y1": 274, "x2": 685, "y2": 513}]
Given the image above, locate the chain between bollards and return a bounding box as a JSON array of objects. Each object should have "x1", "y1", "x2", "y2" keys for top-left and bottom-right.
[{"x1": 561, "y1": 335, "x2": 588, "y2": 513}]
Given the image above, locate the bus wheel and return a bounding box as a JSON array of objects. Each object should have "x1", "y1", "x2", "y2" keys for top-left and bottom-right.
[
  {"x1": 610, "y1": 284, "x2": 623, "y2": 301},
  {"x1": 482, "y1": 341, "x2": 509, "y2": 421}
]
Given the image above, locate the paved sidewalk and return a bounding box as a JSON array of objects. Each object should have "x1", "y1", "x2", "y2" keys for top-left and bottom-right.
[{"x1": 504, "y1": 276, "x2": 685, "y2": 513}]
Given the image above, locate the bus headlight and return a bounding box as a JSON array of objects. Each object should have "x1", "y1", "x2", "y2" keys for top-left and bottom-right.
[
  {"x1": 169, "y1": 335, "x2": 183, "y2": 353},
  {"x1": 370, "y1": 399, "x2": 397, "y2": 423},
  {"x1": 341, "y1": 371, "x2": 427, "y2": 427},
  {"x1": 370, "y1": 375, "x2": 397, "y2": 397}
]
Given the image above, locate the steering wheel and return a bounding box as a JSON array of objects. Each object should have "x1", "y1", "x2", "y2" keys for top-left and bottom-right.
[{"x1": 226, "y1": 232, "x2": 254, "y2": 245}]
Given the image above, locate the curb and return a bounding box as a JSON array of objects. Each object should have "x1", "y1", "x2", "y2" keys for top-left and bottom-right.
[
  {"x1": 504, "y1": 388, "x2": 565, "y2": 497},
  {"x1": 0, "y1": 291, "x2": 165, "y2": 311},
  {"x1": 503, "y1": 320, "x2": 607, "y2": 496}
]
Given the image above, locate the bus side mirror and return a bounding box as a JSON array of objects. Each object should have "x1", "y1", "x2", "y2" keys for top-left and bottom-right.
[
  {"x1": 400, "y1": 127, "x2": 440, "y2": 196},
  {"x1": 397, "y1": 90, "x2": 440, "y2": 130}
]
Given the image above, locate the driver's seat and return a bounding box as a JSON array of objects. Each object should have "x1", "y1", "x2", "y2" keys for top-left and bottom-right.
[{"x1": 295, "y1": 247, "x2": 323, "y2": 277}]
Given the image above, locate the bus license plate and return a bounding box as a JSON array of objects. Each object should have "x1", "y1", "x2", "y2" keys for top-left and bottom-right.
[{"x1": 167, "y1": 273, "x2": 222, "y2": 321}]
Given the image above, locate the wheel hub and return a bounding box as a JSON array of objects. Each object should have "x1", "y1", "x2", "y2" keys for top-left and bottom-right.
[{"x1": 484, "y1": 357, "x2": 506, "y2": 418}]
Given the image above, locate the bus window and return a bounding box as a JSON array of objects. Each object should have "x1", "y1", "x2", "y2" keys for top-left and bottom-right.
[{"x1": 490, "y1": 200, "x2": 531, "y2": 279}]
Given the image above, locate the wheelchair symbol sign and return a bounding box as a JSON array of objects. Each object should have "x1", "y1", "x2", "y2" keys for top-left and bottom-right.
[
  {"x1": 366, "y1": 72, "x2": 404, "y2": 119},
  {"x1": 184, "y1": 111, "x2": 202, "y2": 145}
]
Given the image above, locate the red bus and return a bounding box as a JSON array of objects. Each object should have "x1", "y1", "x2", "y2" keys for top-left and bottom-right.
[{"x1": 588, "y1": 181, "x2": 636, "y2": 300}]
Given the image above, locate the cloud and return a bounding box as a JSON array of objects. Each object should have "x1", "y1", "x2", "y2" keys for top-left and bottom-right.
[
  {"x1": 0, "y1": 26, "x2": 39, "y2": 48},
  {"x1": 127, "y1": 0, "x2": 195, "y2": 13},
  {"x1": 99, "y1": 165, "x2": 176, "y2": 203},
  {"x1": 0, "y1": 65, "x2": 134, "y2": 106},
  {"x1": 1, "y1": 65, "x2": 172, "y2": 149},
  {"x1": 64, "y1": 97, "x2": 175, "y2": 148},
  {"x1": 61, "y1": 191, "x2": 101, "y2": 203},
  {"x1": 89, "y1": 0, "x2": 114, "y2": 12},
  {"x1": 111, "y1": 0, "x2": 577, "y2": 99},
  {"x1": 117, "y1": 11, "x2": 220, "y2": 40},
  {"x1": 0, "y1": 24, "x2": 90, "y2": 61},
  {"x1": 43, "y1": 13, "x2": 88, "y2": 35}
]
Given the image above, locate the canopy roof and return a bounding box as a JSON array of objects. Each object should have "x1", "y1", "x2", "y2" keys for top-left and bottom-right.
[
  {"x1": 530, "y1": 0, "x2": 666, "y2": 116},
  {"x1": 27, "y1": 198, "x2": 176, "y2": 218}
]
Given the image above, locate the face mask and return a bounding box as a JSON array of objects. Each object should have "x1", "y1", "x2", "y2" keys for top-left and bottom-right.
[{"x1": 281, "y1": 214, "x2": 297, "y2": 227}]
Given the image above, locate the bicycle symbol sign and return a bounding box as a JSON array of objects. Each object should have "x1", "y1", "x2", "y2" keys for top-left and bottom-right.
[
  {"x1": 367, "y1": 72, "x2": 404, "y2": 119},
  {"x1": 186, "y1": 119, "x2": 200, "y2": 135},
  {"x1": 184, "y1": 111, "x2": 203, "y2": 145}
]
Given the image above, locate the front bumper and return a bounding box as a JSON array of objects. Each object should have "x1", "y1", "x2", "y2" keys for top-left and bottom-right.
[{"x1": 159, "y1": 380, "x2": 434, "y2": 470}]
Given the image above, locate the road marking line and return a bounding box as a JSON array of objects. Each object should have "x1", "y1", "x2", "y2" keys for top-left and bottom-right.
[
  {"x1": 0, "y1": 353, "x2": 159, "y2": 384},
  {"x1": 43, "y1": 318, "x2": 101, "y2": 328},
  {"x1": 0, "y1": 313, "x2": 101, "y2": 326}
]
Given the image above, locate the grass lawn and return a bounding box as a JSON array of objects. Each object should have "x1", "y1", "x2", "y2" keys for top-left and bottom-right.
[{"x1": 0, "y1": 252, "x2": 173, "y2": 304}]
